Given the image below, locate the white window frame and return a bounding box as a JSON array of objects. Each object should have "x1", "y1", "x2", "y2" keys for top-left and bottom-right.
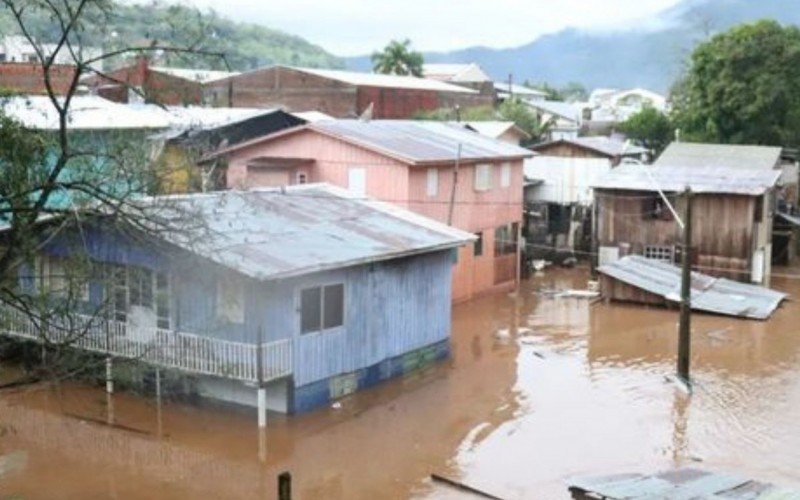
[
  {"x1": 500, "y1": 162, "x2": 511, "y2": 188},
  {"x1": 474, "y1": 163, "x2": 492, "y2": 192},
  {"x1": 426, "y1": 167, "x2": 438, "y2": 197}
]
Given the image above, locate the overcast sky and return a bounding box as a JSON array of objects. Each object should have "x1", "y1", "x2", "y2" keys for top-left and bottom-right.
[{"x1": 176, "y1": 0, "x2": 684, "y2": 56}]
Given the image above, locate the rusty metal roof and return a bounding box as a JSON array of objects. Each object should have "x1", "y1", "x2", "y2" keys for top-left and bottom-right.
[
  {"x1": 597, "y1": 256, "x2": 786, "y2": 320},
  {"x1": 591, "y1": 163, "x2": 781, "y2": 195},
  {"x1": 309, "y1": 120, "x2": 534, "y2": 165},
  {"x1": 656, "y1": 142, "x2": 783, "y2": 171},
  {"x1": 149, "y1": 183, "x2": 474, "y2": 281},
  {"x1": 568, "y1": 468, "x2": 800, "y2": 499}
]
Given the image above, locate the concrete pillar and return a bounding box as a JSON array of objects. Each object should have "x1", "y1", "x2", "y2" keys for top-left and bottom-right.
[
  {"x1": 105, "y1": 357, "x2": 114, "y2": 394},
  {"x1": 257, "y1": 387, "x2": 267, "y2": 428}
]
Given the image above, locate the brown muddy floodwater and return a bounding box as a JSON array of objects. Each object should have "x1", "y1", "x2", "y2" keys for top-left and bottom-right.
[{"x1": 2, "y1": 265, "x2": 800, "y2": 499}]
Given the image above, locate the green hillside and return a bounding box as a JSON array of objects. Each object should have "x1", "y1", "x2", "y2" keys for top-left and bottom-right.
[{"x1": 0, "y1": 1, "x2": 343, "y2": 71}]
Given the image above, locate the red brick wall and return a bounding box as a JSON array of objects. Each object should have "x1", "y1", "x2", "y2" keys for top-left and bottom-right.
[
  {"x1": 356, "y1": 86, "x2": 439, "y2": 118},
  {"x1": 204, "y1": 67, "x2": 358, "y2": 116},
  {"x1": 0, "y1": 63, "x2": 76, "y2": 95},
  {"x1": 89, "y1": 65, "x2": 202, "y2": 105}
]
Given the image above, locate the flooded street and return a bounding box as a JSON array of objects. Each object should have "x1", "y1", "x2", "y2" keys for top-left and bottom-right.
[{"x1": 3, "y1": 265, "x2": 800, "y2": 499}]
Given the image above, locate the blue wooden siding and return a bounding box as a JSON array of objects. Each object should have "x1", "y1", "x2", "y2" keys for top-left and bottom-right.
[{"x1": 30, "y1": 226, "x2": 454, "y2": 389}]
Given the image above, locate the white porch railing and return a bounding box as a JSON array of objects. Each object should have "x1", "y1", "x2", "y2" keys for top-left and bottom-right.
[{"x1": 0, "y1": 305, "x2": 292, "y2": 383}]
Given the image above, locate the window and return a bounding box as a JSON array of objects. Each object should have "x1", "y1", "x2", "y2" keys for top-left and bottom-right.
[
  {"x1": 156, "y1": 272, "x2": 170, "y2": 329},
  {"x1": 644, "y1": 245, "x2": 674, "y2": 263},
  {"x1": 754, "y1": 195, "x2": 764, "y2": 223},
  {"x1": 129, "y1": 267, "x2": 153, "y2": 308},
  {"x1": 104, "y1": 265, "x2": 170, "y2": 328},
  {"x1": 426, "y1": 168, "x2": 438, "y2": 197},
  {"x1": 494, "y1": 223, "x2": 519, "y2": 256},
  {"x1": 348, "y1": 168, "x2": 366, "y2": 197},
  {"x1": 296, "y1": 172, "x2": 308, "y2": 185},
  {"x1": 300, "y1": 283, "x2": 344, "y2": 334},
  {"x1": 474, "y1": 164, "x2": 492, "y2": 191},
  {"x1": 217, "y1": 275, "x2": 245, "y2": 324},
  {"x1": 500, "y1": 162, "x2": 511, "y2": 188},
  {"x1": 643, "y1": 196, "x2": 673, "y2": 221},
  {"x1": 474, "y1": 231, "x2": 484, "y2": 257}
]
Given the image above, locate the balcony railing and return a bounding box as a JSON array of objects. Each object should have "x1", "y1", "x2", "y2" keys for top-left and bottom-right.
[{"x1": 0, "y1": 305, "x2": 292, "y2": 383}]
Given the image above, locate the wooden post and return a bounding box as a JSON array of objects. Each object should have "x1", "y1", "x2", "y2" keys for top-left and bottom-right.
[
  {"x1": 677, "y1": 187, "x2": 692, "y2": 382},
  {"x1": 447, "y1": 143, "x2": 462, "y2": 226},
  {"x1": 278, "y1": 472, "x2": 292, "y2": 500},
  {"x1": 155, "y1": 368, "x2": 163, "y2": 438},
  {"x1": 105, "y1": 356, "x2": 114, "y2": 394}
]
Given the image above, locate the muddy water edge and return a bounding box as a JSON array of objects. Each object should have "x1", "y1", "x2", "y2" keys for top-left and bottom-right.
[{"x1": 2, "y1": 265, "x2": 800, "y2": 499}]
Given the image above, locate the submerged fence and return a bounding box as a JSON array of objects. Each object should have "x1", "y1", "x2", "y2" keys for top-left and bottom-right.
[{"x1": 0, "y1": 305, "x2": 292, "y2": 383}]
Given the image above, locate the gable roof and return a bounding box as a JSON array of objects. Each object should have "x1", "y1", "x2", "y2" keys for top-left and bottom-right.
[
  {"x1": 146, "y1": 183, "x2": 474, "y2": 281},
  {"x1": 526, "y1": 100, "x2": 581, "y2": 123},
  {"x1": 591, "y1": 162, "x2": 780, "y2": 195},
  {"x1": 149, "y1": 66, "x2": 240, "y2": 83},
  {"x1": 494, "y1": 82, "x2": 548, "y2": 98},
  {"x1": 288, "y1": 67, "x2": 477, "y2": 93},
  {"x1": 462, "y1": 121, "x2": 531, "y2": 141},
  {"x1": 207, "y1": 119, "x2": 534, "y2": 165},
  {"x1": 533, "y1": 136, "x2": 647, "y2": 158},
  {"x1": 422, "y1": 63, "x2": 491, "y2": 83},
  {"x1": 656, "y1": 142, "x2": 783, "y2": 171}
]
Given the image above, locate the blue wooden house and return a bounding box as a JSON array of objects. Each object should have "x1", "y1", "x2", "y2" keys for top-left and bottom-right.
[{"x1": 4, "y1": 184, "x2": 473, "y2": 413}]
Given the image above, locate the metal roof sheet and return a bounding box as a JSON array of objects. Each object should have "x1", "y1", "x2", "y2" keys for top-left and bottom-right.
[
  {"x1": 462, "y1": 121, "x2": 530, "y2": 140},
  {"x1": 656, "y1": 142, "x2": 783, "y2": 171},
  {"x1": 534, "y1": 136, "x2": 647, "y2": 157},
  {"x1": 421, "y1": 63, "x2": 491, "y2": 83},
  {"x1": 294, "y1": 67, "x2": 477, "y2": 93},
  {"x1": 308, "y1": 120, "x2": 534, "y2": 165},
  {"x1": 597, "y1": 255, "x2": 786, "y2": 320},
  {"x1": 568, "y1": 468, "x2": 800, "y2": 499},
  {"x1": 149, "y1": 66, "x2": 240, "y2": 83},
  {"x1": 526, "y1": 100, "x2": 581, "y2": 122},
  {"x1": 1, "y1": 95, "x2": 171, "y2": 130},
  {"x1": 591, "y1": 163, "x2": 781, "y2": 195},
  {"x1": 494, "y1": 82, "x2": 548, "y2": 98},
  {"x1": 146, "y1": 183, "x2": 474, "y2": 281}
]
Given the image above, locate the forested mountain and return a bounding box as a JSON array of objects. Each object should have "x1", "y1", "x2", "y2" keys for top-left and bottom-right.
[
  {"x1": 0, "y1": 1, "x2": 343, "y2": 71},
  {"x1": 346, "y1": 0, "x2": 800, "y2": 92}
]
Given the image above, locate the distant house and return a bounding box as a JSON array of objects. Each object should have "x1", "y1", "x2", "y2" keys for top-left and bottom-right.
[
  {"x1": 85, "y1": 57, "x2": 238, "y2": 105},
  {"x1": 526, "y1": 100, "x2": 581, "y2": 140},
  {"x1": 0, "y1": 62, "x2": 77, "y2": 95},
  {"x1": 422, "y1": 63, "x2": 494, "y2": 94},
  {"x1": 0, "y1": 35, "x2": 101, "y2": 68},
  {"x1": 592, "y1": 160, "x2": 780, "y2": 286},
  {"x1": 202, "y1": 65, "x2": 493, "y2": 119},
  {"x1": 461, "y1": 121, "x2": 531, "y2": 145},
  {"x1": 586, "y1": 87, "x2": 667, "y2": 123},
  {"x1": 2, "y1": 184, "x2": 473, "y2": 413},
  {"x1": 203, "y1": 119, "x2": 533, "y2": 302},
  {"x1": 531, "y1": 136, "x2": 648, "y2": 165},
  {"x1": 494, "y1": 82, "x2": 548, "y2": 103}
]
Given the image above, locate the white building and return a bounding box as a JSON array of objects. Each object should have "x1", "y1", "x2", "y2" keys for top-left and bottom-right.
[
  {"x1": 585, "y1": 87, "x2": 667, "y2": 123},
  {"x1": 0, "y1": 35, "x2": 101, "y2": 70}
]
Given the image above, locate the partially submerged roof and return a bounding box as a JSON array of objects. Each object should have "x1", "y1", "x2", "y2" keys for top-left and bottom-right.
[
  {"x1": 291, "y1": 67, "x2": 477, "y2": 93},
  {"x1": 656, "y1": 142, "x2": 783, "y2": 171},
  {"x1": 568, "y1": 467, "x2": 800, "y2": 499},
  {"x1": 533, "y1": 136, "x2": 647, "y2": 157},
  {"x1": 149, "y1": 66, "x2": 240, "y2": 83},
  {"x1": 591, "y1": 163, "x2": 780, "y2": 195},
  {"x1": 462, "y1": 121, "x2": 531, "y2": 141},
  {"x1": 208, "y1": 119, "x2": 534, "y2": 165},
  {"x1": 597, "y1": 256, "x2": 786, "y2": 320},
  {"x1": 1, "y1": 95, "x2": 171, "y2": 130},
  {"x1": 150, "y1": 183, "x2": 475, "y2": 281}
]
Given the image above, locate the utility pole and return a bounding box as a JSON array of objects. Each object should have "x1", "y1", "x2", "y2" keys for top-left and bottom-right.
[{"x1": 677, "y1": 187, "x2": 693, "y2": 382}]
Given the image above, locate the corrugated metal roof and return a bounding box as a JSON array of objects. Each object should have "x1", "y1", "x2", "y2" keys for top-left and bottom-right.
[
  {"x1": 1, "y1": 95, "x2": 171, "y2": 130},
  {"x1": 591, "y1": 163, "x2": 780, "y2": 195},
  {"x1": 148, "y1": 183, "x2": 474, "y2": 281},
  {"x1": 308, "y1": 120, "x2": 534, "y2": 165},
  {"x1": 597, "y1": 255, "x2": 786, "y2": 319},
  {"x1": 290, "y1": 110, "x2": 335, "y2": 123},
  {"x1": 295, "y1": 67, "x2": 477, "y2": 93},
  {"x1": 568, "y1": 468, "x2": 800, "y2": 499},
  {"x1": 422, "y1": 63, "x2": 491, "y2": 83},
  {"x1": 149, "y1": 66, "x2": 240, "y2": 83},
  {"x1": 526, "y1": 100, "x2": 581, "y2": 122},
  {"x1": 656, "y1": 142, "x2": 783, "y2": 171},
  {"x1": 534, "y1": 136, "x2": 647, "y2": 157},
  {"x1": 494, "y1": 82, "x2": 548, "y2": 98}
]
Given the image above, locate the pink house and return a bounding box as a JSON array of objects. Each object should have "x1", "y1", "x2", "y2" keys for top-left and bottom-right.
[{"x1": 204, "y1": 120, "x2": 533, "y2": 303}]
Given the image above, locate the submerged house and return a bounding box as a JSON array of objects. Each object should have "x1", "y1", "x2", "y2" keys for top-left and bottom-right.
[
  {"x1": 202, "y1": 119, "x2": 533, "y2": 303},
  {"x1": 2, "y1": 184, "x2": 473, "y2": 413},
  {"x1": 592, "y1": 162, "x2": 780, "y2": 286}
]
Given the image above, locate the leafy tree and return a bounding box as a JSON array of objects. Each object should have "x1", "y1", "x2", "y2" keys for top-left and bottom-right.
[
  {"x1": 619, "y1": 106, "x2": 674, "y2": 154},
  {"x1": 671, "y1": 20, "x2": 800, "y2": 146},
  {"x1": 371, "y1": 39, "x2": 424, "y2": 77},
  {"x1": 524, "y1": 81, "x2": 562, "y2": 101}
]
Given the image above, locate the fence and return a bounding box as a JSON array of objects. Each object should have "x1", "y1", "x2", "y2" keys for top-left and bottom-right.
[{"x1": 0, "y1": 305, "x2": 292, "y2": 383}]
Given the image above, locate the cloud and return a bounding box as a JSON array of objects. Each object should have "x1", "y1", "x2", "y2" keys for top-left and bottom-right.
[{"x1": 151, "y1": 0, "x2": 683, "y2": 56}]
